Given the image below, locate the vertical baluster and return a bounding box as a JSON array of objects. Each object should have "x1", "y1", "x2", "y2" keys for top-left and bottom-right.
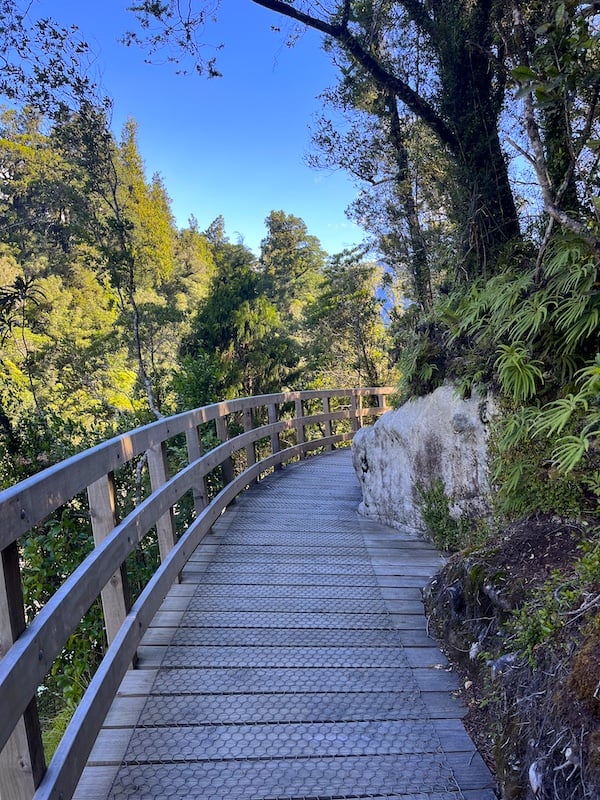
[
  {"x1": 215, "y1": 414, "x2": 235, "y2": 486},
  {"x1": 322, "y1": 396, "x2": 333, "y2": 451},
  {"x1": 0, "y1": 543, "x2": 45, "y2": 800},
  {"x1": 295, "y1": 398, "x2": 305, "y2": 459},
  {"x1": 351, "y1": 390, "x2": 362, "y2": 432},
  {"x1": 267, "y1": 403, "x2": 281, "y2": 468},
  {"x1": 147, "y1": 442, "x2": 177, "y2": 565},
  {"x1": 242, "y1": 408, "x2": 257, "y2": 482},
  {"x1": 87, "y1": 473, "x2": 130, "y2": 647},
  {"x1": 186, "y1": 425, "x2": 208, "y2": 513}
]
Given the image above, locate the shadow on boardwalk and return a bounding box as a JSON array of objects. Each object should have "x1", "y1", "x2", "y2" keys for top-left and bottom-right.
[{"x1": 76, "y1": 449, "x2": 495, "y2": 800}]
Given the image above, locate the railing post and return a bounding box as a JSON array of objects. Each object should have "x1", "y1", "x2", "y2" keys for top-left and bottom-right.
[
  {"x1": 147, "y1": 442, "x2": 178, "y2": 564},
  {"x1": 0, "y1": 543, "x2": 45, "y2": 800},
  {"x1": 186, "y1": 426, "x2": 208, "y2": 512},
  {"x1": 215, "y1": 414, "x2": 235, "y2": 486},
  {"x1": 294, "y1": 398, "x2": 305, "y2": 460},
  {"x1": 87, "y1": 473, "x2": 130, "y2": 646},
  {"x1": 242, "y1": 408, "x2": 257, "y2": 480},
  {"x1": 351, "y1": 390, "x2": 362, "y2": 433},
  {"x1": 322, "y1": 396, "x2": 333, "y2": 451},
  {"x1": 267, "y1": 403, "x2": 281, "y2": 469}
]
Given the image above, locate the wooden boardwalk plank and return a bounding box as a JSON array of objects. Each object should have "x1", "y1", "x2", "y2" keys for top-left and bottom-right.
[{"x1": 74, "y1": 449, "x2": 494, "y2": 800}]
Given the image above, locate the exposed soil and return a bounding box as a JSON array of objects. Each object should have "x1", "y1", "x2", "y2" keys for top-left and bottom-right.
[
  {"x1": 475, "y1": 516, "x2": 585, "y2": 605},
  {"x1": 424, "y1": 515, "x2": 600, "y2": 800}
]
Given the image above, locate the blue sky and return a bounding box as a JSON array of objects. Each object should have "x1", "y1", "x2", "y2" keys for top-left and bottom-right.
[{"x1": 37, "y1": 1, "x2": 365, "y2": 255}]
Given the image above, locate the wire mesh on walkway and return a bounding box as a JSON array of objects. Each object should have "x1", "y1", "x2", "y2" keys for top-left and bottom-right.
[{"x1": 100, "y1": 450, "x2": 494, "y2": 800}]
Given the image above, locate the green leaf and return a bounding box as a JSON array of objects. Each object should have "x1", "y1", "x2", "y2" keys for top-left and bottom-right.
[
  {"x1": 495, "y1": 344, "x2": 544, "y2": 403},
  {"x1": 512, "y1": 65, "x2": 539, "y2": 82},
  {"x1": 533, "y1": 394, "x2": 588, "y2": 437},
  {"x1": 552, "y1": 433, "x2": 590, "y2": 473}
]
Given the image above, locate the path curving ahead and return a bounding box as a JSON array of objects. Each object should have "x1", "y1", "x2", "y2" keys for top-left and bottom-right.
[{"x1": 75, "y1": 449, "x2": 495, "y2": 800}]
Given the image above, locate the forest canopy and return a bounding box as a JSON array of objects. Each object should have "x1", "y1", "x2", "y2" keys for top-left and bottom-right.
[
  {"x1": 0, "y1": 101, "x2": 394, "y2": 487},
  {"x1": 122, "y1": 2, "x2": 599, "y2": 493},
  {"x1": 0, "y1": 0, "x2": 597, "y2": 533}
]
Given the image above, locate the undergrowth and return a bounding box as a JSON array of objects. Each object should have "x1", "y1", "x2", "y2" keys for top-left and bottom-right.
[
  {"x1": 415, "y1": 478, "x2": 487, "y2": 552},
  {"x1": 504, "y1": 532, "x2": 600, "y2": 666},
  {"x1": 394, "y1": 235, "x2": 599, "y2": 521}
]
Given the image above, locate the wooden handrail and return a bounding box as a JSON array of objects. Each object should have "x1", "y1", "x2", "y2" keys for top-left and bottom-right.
[{"x1": 0, "y1": 387, "x2": 393, "y2": 800}]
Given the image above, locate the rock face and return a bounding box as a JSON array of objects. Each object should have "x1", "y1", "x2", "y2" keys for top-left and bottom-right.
[{"x1": 352, "y1": 385, "x2": 493, "y2": 532}]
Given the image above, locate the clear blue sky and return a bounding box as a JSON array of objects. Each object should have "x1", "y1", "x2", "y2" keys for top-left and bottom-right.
[{"x1": 37, "y1": 1, "x2": 365, "y2": 255}]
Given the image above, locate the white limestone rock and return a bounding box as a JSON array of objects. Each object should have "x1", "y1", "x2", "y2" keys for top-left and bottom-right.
[{"x1": 352, "y1": 384, "x2": 493, "y2": 532}]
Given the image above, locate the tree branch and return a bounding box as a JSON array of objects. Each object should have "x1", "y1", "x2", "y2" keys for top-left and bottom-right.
[
  {"x1": 511, "y1": 0, "x2": 600, "y2": 253},
  {"x1": 250, "y1": 0, "x2": 459, "y2": 152},
  {"x1": 396, "y1": 0, "x2": 436, "y2": 40},
  {"x1": 250, "y1": 0, "x2": 342, "y2": 38},
  {"x1": 523, "y1": 87, "x2": 599, "y2": 249}
]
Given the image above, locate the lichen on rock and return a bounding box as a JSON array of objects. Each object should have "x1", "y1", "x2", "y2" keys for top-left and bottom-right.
[{"x1": 352, "y1": 384, "x2": 493, "y2": 532}]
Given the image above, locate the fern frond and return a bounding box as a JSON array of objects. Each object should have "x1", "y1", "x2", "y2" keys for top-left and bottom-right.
[
  {"x1": 552, "y1": 433, "x2": 590, "y2": 473},
  {"x1": 533, "y1": 393, "x2": 589, "y2": 438},
  {"x1": 495, "y1": 344, "x2": 544, "y2": 403},
  {"x1": 558, "y1": 307, "x2": 599, "y2": 352},
  {"x1": 495, "y1": 459, "x2": 526, "y2": 498},
  {"x1": 498, "y1": 406, "x2": 539, "y2": 450},
  {"x1": 575, "y1": 353, "x2": 600, "y2": 392},
  {"x1": 510, "y1": 291, "x2": 554, "y2": 341}
]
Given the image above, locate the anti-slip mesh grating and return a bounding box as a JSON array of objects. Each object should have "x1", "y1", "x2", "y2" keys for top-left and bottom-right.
[
  {"x1": 108, "y1": 450, "x2": 472, "y2": 800},
  {"x1": 110, "y1": 755, "x2": 459, "y2": 800},
  {"x1": 150, "y1": 666, "x2": 421, "y2": 695},
  {"x1": 191, "y1": 563, "x2": 382, "y2": 579},
  {"x1": 138, "y1": 691, "x2": 428, "y2": 726},
  {"x1": 169, "y1": 627, "x2": 406, "y2": 647},
  {"x1": 175, "y1": 611, "x2": 395, "y2": 630}
]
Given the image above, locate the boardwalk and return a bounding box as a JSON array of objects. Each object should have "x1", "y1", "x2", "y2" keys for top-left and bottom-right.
[{"x1": 75, "y1": 449, "x2": 495, "y2": 800}]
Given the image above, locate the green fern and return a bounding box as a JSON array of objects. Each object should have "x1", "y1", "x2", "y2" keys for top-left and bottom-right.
[
  {"x1": 544, "y1": 239, "x2": 594, "y2": 284},
  {"x1": 485, "y1": 271, "x2": 533, "y2": 320},
  {"x1": 551, "y1": 433, "x2": 590, "y2": 473},
  {"x1": 493, "y1": 458, "x2": 525, "y2": 503},
  {"x1": 497, "y1": 406, "x2": 540, "y2": 450},
  {"x1": 575, "y1": 354, "x2": 600, "y2": 388},
  {"x1": 583, "y1": 471, "x2": 600, "y2": 499},
  {"x1": 441, "y1": 235, "x2": 598, "y2": 511},
  {"x1": 495, "y1": 344, "x2": 544, "y2": 403},
  {"x1": 418, "y1": 362, "x2": 439, "y2": 382},
  {"x1": 532, "y1": 354, "x2": 599, "y2": 473},
  {"x1": 533, "y1": 393, "x2": 589, "y2": 437},
  {"x1": 553, "y1": 292, "x2": 595, "y2": 332},
  {"x1": 509, "y1": 291, "x2": 554, "y2": 340}
]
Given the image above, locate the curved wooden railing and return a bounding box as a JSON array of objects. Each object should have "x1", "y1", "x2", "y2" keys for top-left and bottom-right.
[{"x1": 0, "y1": 387, "x2": 393, "y2": 800}]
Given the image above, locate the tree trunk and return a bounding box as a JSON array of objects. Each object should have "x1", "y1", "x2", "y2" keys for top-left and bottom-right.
[
  {"x1": 433, "y1": 0, "x2": 521, "y2": 275},
  {"x1": 385, "y1": 92, "x2": 433, "y2": 310},
  {"x1": 252, "y1": 0, "x2": 521, "y2": 278}
]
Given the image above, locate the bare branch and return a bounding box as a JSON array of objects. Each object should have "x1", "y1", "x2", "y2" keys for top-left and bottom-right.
[
  {"x1": 506, "y1": 136, "x2": 536, "y2": 166},
  {"x1": 250, "y1": 0, "x2": 459, "y2": 152}
]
